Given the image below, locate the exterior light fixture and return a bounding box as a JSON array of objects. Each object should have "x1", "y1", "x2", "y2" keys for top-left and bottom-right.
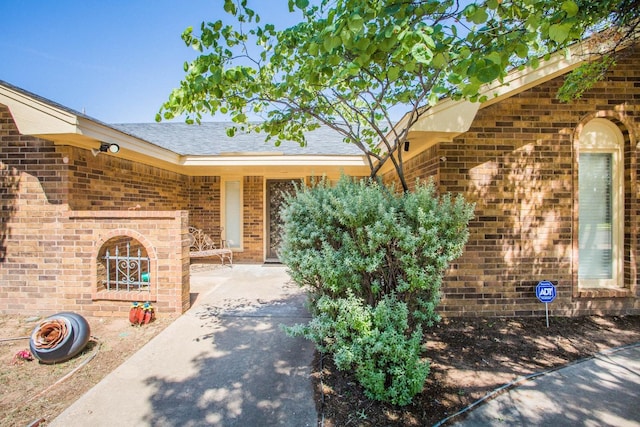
[{"x1": 92, "y1": 142, "x2": 120, "y2": 156}]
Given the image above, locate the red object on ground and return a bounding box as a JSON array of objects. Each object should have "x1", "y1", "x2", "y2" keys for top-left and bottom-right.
[
  {"x1": 142, "y1": 302, "x2": 155, "y2": 325},
  {"x1": 129, "y1": 302, "x2": 141, "y2": 325},
  {"x1": 136, "y1": 304, "x2": 145, "y2": 325}
]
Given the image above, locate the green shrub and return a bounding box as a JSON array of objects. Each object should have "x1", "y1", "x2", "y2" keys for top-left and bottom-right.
[
  {"x1": 287, "y1": 293, "x2": 429, "y2": 405},
  {"x1": 280, "y1": 176, "x2": 474, "y2": 405}
]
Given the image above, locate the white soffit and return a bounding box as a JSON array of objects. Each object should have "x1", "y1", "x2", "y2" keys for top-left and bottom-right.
[
  {"x1": 410, "y1": 100, "x2": 480, "y2": 134},
  {"x1": 181, "y1": 154, "x2": 368, "y2": 167},
  {"x1": 409, "y1": 42, "x2": 590, "y2": 137},
  {"x1": 0, "y1": 85, "x2": 77, "y2": 135}
]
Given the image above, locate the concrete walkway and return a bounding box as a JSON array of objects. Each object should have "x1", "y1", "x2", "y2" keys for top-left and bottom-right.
[
  {"x1": 50, "y1": 264, "x2": 640, "y2": 427},
  {"x1": 50, "y1": 265, "x2": 316, "y2": 427},
  {"x1": 449, "y1": 344, "x2": 640, "y2": 427}
]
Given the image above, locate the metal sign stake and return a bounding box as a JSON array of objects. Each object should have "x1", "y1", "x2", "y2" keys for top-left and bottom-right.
[{"x1": 545, "y1": 302, "x2": 549, "y2": 328}]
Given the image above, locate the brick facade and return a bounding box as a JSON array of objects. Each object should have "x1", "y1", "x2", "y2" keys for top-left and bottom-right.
[
  {"x1": 0, "y1": 104, "x2": 265, "y2": 317},
  {"x1": 242, "y1": 176, "x2": 265, "y2": 262},
  {"x1": 66, "y1": 146, "x2": 189, "y2": 210},
  {"x1": 390, "y1": 50, "x2": 640, "y2": 317},
  {"x1": 3, "y1": 49, "x2": 639, "y2": 318}
]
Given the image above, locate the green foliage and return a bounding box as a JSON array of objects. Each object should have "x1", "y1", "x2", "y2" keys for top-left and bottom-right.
[
  {"x1": 287, "y1": 293, "x2": 429, "y2": 405},
  {"x1": 159, "y1": 0, "x2": 624, "y2": 190},
  {"x1": 558, "y1": 55, "x2": 616, "y2": 102},
  {"x1": 281, "y1": 176, "x2": 474, "y2": 404},
  {"x1": 280, "y1": 176, "x2": 474, "y2": 326}
]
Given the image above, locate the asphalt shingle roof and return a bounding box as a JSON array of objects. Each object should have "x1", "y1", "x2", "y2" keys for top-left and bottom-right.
[
  {"x1": 1, "y1": 80, "x2": 363, "y2": 157},
  {"x1": 113, "y1": 122, "x2": 363, "y2": 156}
]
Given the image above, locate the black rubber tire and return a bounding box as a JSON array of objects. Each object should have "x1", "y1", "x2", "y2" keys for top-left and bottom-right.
[
  {"x1": 56, "y1": 312, "x2": 91, "y2": 360},
  {"x1": 29, "y1": 312, "x2": 91, "y2": 364}
]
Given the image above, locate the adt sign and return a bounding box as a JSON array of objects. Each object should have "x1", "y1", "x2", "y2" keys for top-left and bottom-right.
[{"x1": 536, "y1": 280, "x2": 557, "y2": 303}]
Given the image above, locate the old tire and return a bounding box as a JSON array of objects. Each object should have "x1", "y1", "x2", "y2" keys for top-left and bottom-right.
[{"x1": 29, "y1": 312, "x2": 91, "y2": 364}]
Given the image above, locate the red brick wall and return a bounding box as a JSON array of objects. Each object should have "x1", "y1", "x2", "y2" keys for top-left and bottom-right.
[
  {"x1": 384, "y1": 145, "x2": 440, "y2": 191},
  {"x1": 188, "y1": 176, "x2": 221, "y2": 233},
  {"x1": 239, "y1": 176, "x2": 264, "y2": 262},
  {"x1": 66, "y1": 146, "x2": 189, "y2": 210},
  {"x1": 393, "y1": 50, "x2": 640, "y2": 317},
  {"x1": 0, "y1": 107, "x2": 69, "y2": 205},
  {"x1": 1, "y1": 106, "x2": 191, "y2": 317}
]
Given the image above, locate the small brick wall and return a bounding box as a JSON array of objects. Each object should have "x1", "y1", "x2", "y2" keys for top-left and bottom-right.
[{"x1": 0, "y1": 171, "x2": 190, "y2": 317}]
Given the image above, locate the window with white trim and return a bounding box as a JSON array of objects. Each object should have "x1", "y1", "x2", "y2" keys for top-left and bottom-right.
[
  {"x1": 223, "y1": 179, "x2": 242, "y2": 249},
  {"x1": 578, "y1": 119, "x2": 624, "y2": 288}
]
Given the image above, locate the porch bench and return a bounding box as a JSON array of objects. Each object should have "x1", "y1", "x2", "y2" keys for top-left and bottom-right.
[{"x1": 188, "y1": 226, "x2": 233, "y2": 265}]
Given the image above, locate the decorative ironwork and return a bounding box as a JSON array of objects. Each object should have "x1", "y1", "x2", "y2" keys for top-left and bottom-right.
[
  {"x1": 104, "y1": 242, "x2": 150, "y2": 291},
  {"x1": 267, "y1": 180, "x2": 298, "y2": 260}
]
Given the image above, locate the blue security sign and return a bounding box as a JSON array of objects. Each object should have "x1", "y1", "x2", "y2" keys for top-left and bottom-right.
[{"x1": 536, "y1": 281, "x2": 557, "y2": 303}]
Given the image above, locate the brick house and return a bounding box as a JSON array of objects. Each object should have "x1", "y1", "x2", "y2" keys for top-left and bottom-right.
[
  {"x1": 1, "y1": 42, "x2": 639, "y2": 318},
  {"x1": 386, "y1": 45, "x2": 640, "y2": 317},
  {"x1": 0, "y1": 81, "x2": 367, "y2": 317}
]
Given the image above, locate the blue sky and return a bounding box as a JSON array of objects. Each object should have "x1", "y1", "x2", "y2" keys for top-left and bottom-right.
[{"x1": 0, "y1": 1, "x2": 297, "y2": 124}]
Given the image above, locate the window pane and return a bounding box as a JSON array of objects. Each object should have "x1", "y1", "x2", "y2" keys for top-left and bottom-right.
[
  {"x1": 578, "y1": 153, "x2": 612, "y2": 279},
  {"x1": 225, "y1": 181, "x2": 241, "y2": 249}
]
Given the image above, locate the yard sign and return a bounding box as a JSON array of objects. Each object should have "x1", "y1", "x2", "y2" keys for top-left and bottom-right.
[{"x1": 536, "y1": 280, "x2": 556, "y2": 328}]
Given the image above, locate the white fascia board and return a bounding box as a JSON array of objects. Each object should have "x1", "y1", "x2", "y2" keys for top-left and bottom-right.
[
  {"x1": 75, "y1": 117, "x2": 181, "y2": 164},
  {"x1": 181, "y1": 155, "x2": 368, "y2": 167},
  {"x1": 408, "y1": 42, "x2": 590, "y2": 136},
  {"x1": 480, "y1": 44, "x2": 587, "y2": 108},
  {"x1": 0, "y1": 85, "x2": 78, "y2": 135},
  {"x1": 0, "y1": 85, "x2": 180, "y2": 165}
]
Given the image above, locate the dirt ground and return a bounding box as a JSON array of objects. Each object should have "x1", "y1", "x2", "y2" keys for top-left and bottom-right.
[
  {"x1": 314, "y1": 315, "x2": 640, "y2": 426},
  {"x1": 0, "y1": 312, "x2": 174, "y2": 427},
  {"x1": 1, "y1": 311, "x2": 639, "y2": 427}
]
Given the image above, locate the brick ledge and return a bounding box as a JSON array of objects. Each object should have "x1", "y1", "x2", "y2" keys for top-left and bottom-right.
[
  {"x1": 93, "y1": 290, "x2": 157, "y2": 302},
  {"x1": 577, "y1": 288, "x2": 633, "y2": 299}
]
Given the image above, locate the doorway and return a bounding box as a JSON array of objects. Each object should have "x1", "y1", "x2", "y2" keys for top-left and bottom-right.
[{"x1": 266, "y1": 179, "x2": 299, "y2": 262}]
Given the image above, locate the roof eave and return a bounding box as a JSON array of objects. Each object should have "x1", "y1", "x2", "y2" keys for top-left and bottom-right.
[
  {"x1": 180, "y1": 154, "x2": 370, "y2": 177},
  {"x1": 402, "y1": 40, "x2": 593, "y2": 141},
  {"x1": 1, "y1": 82, "x2": 370, "y2": 175}
]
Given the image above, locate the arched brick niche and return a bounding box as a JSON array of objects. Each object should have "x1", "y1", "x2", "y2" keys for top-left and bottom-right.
[
  {"x1": 66, "y1": 210, "x2": 191, "y2": 316},
  {"x1": 93, "y1": 230, "x2": 158, "y2": 303}
]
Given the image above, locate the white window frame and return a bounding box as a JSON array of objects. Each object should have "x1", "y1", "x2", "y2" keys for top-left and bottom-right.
[
  {"x1": 578, "y1": 118, "x2": 624, "y2": 288},
  {"x1": 221, "y1": 178, "x2": 243, "y2": 250}
]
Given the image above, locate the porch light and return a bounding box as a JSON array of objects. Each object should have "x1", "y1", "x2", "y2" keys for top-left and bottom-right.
[{"x1": 92, "y1": 142, "x2": 120, "y2": 156}]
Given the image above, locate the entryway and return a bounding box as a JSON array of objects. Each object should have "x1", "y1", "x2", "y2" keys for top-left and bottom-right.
[{"x1": 266, "y1": 179, "x2": 300, "y2": 262}]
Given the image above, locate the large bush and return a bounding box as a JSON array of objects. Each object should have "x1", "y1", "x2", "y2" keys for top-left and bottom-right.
[{"x1": 280, "y1": 176, "x2": 474, "y2": 404}]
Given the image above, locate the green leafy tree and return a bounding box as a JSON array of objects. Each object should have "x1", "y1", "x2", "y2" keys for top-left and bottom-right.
[
  {"x1": 158, "y1": 0, "x2": 636, "y2": 405},
  {"x1": 557, "y1": 0, "x2": 639, "y2": 101},
  {"x1": 159, "y1": 0, "x2": 628, "y2": 190}
]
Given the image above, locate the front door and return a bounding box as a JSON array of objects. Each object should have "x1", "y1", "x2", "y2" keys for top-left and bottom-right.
[{"x1": 266, "y1": 179, "x2": 299, "y2": 262}]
